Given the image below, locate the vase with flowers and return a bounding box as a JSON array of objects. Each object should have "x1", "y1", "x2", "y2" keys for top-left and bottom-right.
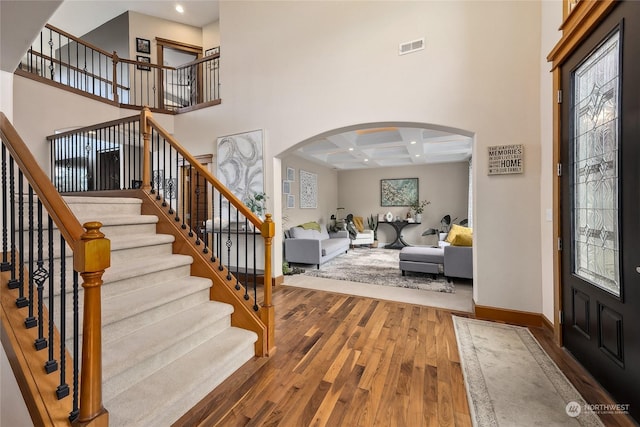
[{"x1": 411, "y1": 199, "x2": 430, "y2": 223}]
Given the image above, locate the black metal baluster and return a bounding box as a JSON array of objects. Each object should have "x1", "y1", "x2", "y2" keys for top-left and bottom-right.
[
  {"x1": 253, "y1": 229, "x2": 258, "y2": 311},
  {"x1": 1, "y1": 145, "x2": 9, "y2": 271},
  {"x1": 45, "y1": 215, "x2": 57, "y2": 373},
  {"x1": 194, "y1": 171, "x2": 201, "y2": 245},
  {"x1": 34, "y1": 200, "x2": 48, "y2": 351},
  {"x1": 155, "y1": 131, "x2": 161, "y2": 200},
  {"x1": 57, "y1": 234, "x2": 69, "y2": 399},
  {"x1": 235, "y1": 208, "x2": 240, "y2": 288},
  {"x1": 218, "y1": 192, "x2": 223, "y2": 269},
  {"x1": 167, "y1": 145, "x2": 174, "y2": 214},
  {"x1": 25, "y1": 186, "x2": 36, "y2": 329},
  {"x1": 162, "y1": 136, "x2": 167, "y2": 207},
  {"x1": 243, "y1": 218, "x2": 249, "y2": 298},
  {"x1": 209, "y1": 190, "x2": 216, "y2": 262},
  {"x1": 187, "y1": 164, "x2": 193, "y2": 235},
  {"x1": 15, "y1": 171, "x2": 27, "y2": 307},
  {"x1": 174, "y1": 150, "x2": 180, "y2": 222},
  {"x1": 226, "y1": 201, "x2": 232, "y2": 280},
  {"x1": 181, "y1": 157, "x2": 187, "y2": 229},
  {"x1": 202, "y1": 176, "x2": 208, "y2": 254},
  {"x1": 69, "y1": 270, "x2": 79, "y2": 422},
  {"x1": 7, "y1": 157, "x2": 18, "y2": 288}
]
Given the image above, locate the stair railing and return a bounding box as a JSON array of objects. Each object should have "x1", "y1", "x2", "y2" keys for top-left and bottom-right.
[
  {"x1": 46, "y1": 109, "x2": 275, "y2": 354},
  {"x1": 140, "y1": 108, "x2": 275, "y2": 354},
  {"x1": 16, "y1": 24, "x2": 221, "y2": 113},
  {"x1": 1, "y1": 113, "x2": 109, "y2": 425}
]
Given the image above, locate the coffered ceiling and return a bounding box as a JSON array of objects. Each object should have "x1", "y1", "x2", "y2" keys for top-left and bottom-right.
[{"x1": 294, "y1": 126, "x2": 473, "y2": 170}]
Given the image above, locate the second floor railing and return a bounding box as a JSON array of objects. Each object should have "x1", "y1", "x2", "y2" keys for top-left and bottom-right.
[{"x1": 16, "y1": 24, "x2": 220, "y2": 113}]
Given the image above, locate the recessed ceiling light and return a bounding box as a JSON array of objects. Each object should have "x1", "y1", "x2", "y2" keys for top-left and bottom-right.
[
  {"x1": 410, "y1": 140, "x2": 417, "y2": 145},
  {"x1": 415, "y1": 154, "x2": 420, "y2": 157},
  {"x1": 348, "y1": 147, "x2": 354, "y2": 151},
  {"x1": 176, "y1": 5, "x2": 184, "y2": 13},
  {"x1": 364, "y1": 158, "x2": 369, "y2": 162}
]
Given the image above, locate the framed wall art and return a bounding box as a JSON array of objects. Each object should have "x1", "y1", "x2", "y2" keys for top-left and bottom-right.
[
  {"x1": 216, "y1": 129, "x2": 264, "y2": 210},
  {"x1": 283, "y1": 180, "x2": 291, "y2": 194},
  {"x1": 136, "y1": 37, "x2": 151, "y2": 53},
  {"x1": 286, "y1": 167, "x2": 295, "y2": 181},
  {"x1": 380, "y1": 178, "x2": 418, "y2": 207},
  {"x1": 287, "y1": 194, "x2": 295, "y2": 209},
  {"x1": 299, "y1": 170, "x2": 317, "y2": 209},
  {"x1": 136, "y1": 55, "x2": 151, "y2": 71}
]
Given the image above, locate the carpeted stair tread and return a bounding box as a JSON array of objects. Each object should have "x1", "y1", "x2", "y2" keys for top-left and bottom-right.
[
  {"x1": 64, "y1": 196, "x2": 142, "y2": 205},
  {"x1": 106, "y1": 327, "x2": 257, "y2": 427},
  {"x1": 103, "y1": 302, "x2": 234, "y2": 400},
  {"x1": 102, "y1": 253, "x2": 194, "y2": 285},
  {"x1": 101, "y1": 275, "x2": 212, "y2": 327}
]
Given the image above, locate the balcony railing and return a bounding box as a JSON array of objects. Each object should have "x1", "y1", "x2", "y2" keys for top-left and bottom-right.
[{"x1": 16, "y1": 24, "x2": 220, "y2": 113}]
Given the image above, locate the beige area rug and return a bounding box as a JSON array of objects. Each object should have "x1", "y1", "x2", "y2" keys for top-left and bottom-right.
[
  {"x1": 302, "y1": 247, "x2": 454, "y2": 293},
  {"x1": 453, "y1": 317, "x2": 604, "y2": 427}
]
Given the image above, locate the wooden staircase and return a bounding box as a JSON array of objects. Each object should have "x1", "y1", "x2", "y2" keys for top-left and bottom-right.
[{"x1": 60, "y1": 196, "x2": 257, "y2": 426}]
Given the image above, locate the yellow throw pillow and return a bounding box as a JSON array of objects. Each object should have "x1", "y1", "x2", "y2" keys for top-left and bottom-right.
[
  {"x1": 446, "y1": 224, "x2": 473, "y2": 244},
  {"x1": 450, "y1": 233, "x2": 473, "y2": 246},
  {"x1": 353, "y1": 216, "x2": 365, "y2": 233}
]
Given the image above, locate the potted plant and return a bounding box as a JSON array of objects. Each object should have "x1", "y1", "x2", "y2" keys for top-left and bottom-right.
[
  {"x1": 368, "y1": 214, "x2": 379, "y2": 248},
  {"x1": 245, "y1": 192, "x2": 268, "y2": 218},
  {"x1": 411, "y1": 199, "x2": 430, "y2": 223}
]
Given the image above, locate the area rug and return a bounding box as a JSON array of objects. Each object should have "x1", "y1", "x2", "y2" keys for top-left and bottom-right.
[
  {"x1": 303, "y1": 247, "x2": 454, "y2": 293},
  {"x1": 453, "y1": 317, "x2": 604, "y2": 427}
]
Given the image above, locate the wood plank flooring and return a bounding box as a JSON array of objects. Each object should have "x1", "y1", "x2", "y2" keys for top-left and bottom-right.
[{"x1": 175, "y1": 285, "x2": 637, "y2": 427}]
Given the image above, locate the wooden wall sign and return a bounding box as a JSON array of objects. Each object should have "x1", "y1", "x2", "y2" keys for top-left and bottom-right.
[{"x1": 488, "y1": 144, "x2": 524, "y2": 175}]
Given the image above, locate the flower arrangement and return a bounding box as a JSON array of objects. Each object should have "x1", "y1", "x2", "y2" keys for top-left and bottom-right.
[
  {"x1": 245, "y1": 192, "x2": 268, "y2": 217},
  {"x1": 411, "y1": 199, "x2": 431, "y2": 214}
]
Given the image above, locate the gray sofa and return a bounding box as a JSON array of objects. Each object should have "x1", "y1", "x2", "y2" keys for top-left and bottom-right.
[
  {"x1": 399, "y1": 245, "x2": 472, "y2": 280},
  {"x1": 284, "y1": 225, "x2": 350, "y2": 268}
]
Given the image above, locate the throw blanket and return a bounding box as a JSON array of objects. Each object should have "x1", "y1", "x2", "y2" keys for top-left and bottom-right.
[
  {"x1": 353, "y1": 216, "x2": 365, "y2": 232},
  {"x1": 299, "y1": 221, "x2": 321, "y2": 232}
]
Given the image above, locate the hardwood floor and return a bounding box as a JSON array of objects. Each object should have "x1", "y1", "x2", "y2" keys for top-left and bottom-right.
[{"x1": 175, "y1": 285, "x2": 637, "y2": 427}]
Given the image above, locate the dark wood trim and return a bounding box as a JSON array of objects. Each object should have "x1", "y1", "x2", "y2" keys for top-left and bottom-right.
[
  {"x1": 474, "y1": 304, "x2": 545, "y2": 328},
  {"x1": 177, "y1": 99, "x2": 222, "y2": 114},
  {"x1": 14, "y1": 70, "x2": 120, "y2": 109},
  {"x1": 155, "y1": 37, "x2": 203, "y2": 53}
]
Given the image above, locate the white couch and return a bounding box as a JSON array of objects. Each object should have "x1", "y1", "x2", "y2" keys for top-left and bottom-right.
[{"x1": 350, "y1": 229, "x2": 374, "y2": 246}]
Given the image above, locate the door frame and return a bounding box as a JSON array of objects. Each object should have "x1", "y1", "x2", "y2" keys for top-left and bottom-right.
[
  {"x1": 547, "y1": 0, "x2": 618, "y2": 345},
  {"x1": 155, "y1": 38, "x2": 203, "y2": 109}
]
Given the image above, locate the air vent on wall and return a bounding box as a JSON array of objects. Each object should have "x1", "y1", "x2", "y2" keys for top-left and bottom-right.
[{"x1": 399, "y1": 38, "x2": 424, "y2": 55}]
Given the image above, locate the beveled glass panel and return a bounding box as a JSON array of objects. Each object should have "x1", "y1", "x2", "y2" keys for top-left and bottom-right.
[{"x1": 572, "y1": 30, "x2": 620, "y2": 296}]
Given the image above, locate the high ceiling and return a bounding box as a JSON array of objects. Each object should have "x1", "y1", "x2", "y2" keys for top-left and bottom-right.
[
  {"x1": 48, "y1": 0, "x2": 219, "y2": 36},
  {"x1": 45, "y1": 2, "x2": 473, "y2": 170},
  {"x1": 295, "y1": 126, "x2": 473, "y2": 170}
]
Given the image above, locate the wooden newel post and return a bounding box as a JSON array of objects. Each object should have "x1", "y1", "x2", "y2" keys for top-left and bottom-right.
[
  {"x1": 73, "y1": 222, "x2": 110, "y2": 427},
  {"x1": 260, "y1": 214, "x2": 276, "y2": 354},
  {"x1": 141, "y1": 107, "x2": 151, "y2": 191}
]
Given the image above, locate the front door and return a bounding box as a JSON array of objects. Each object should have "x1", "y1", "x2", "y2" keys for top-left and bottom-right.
[{"x1": 561, "y1": 2, "x2": 640, "y2": 420}]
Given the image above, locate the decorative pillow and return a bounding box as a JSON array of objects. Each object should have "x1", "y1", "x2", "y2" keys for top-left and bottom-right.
[
  {"x1": 445, "y1": 224, "x2": 473, "y2": 244},
  {"x1": 353, "y1": 216, "x2": 365, "y2": 233},
  {"x1": 450, "y1": 233, "x2": 473, "y2": 246},
  {"x1": 299, "y1": 221, "x2": 321, "y2": 232}
]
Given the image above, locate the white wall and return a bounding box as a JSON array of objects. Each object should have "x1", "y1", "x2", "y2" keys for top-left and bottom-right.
[
  {"x1": 1, "y1": 71, "x2": 34, "y2": 427},
  {"x1": 173, "y1": 0, "x2": 544, "y2": 313},
  {"x1": 280, "y1": 155, "x2": 338, "y2": 230},
  {"x1": 338, "y1": 163, "x2": 469, "y2": 247},
  {"x1": 540, "y1": 1, "x2": 563, "y2": 323}
]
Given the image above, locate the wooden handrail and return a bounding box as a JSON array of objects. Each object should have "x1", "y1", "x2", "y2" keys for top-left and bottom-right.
[
  {"x1": 25, "y1": 50, "x2": 130, "y2": 92},
  {"x1": 0, "y1": 113, "x2": 84, "y2": 244},
  {"x1": 44, "y1": 23, "x2": 113, "y2": 58},
  {"x1": 178, "y1": 53, "x2": 221, "y2": 69},
  {"x1": 141, "y1": 108, "x2": 263, "y2": 229},
  {"x1": 46, "y1": 114, "x2": 139, "y2": 140},
  {"x1": 141, "y1": 107, "x2": 276, "y2": 354}
]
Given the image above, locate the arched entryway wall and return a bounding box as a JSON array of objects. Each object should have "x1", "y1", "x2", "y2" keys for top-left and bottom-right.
[{"x1": 274, "y1": 121, "x2": 475, "y2": 276}]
